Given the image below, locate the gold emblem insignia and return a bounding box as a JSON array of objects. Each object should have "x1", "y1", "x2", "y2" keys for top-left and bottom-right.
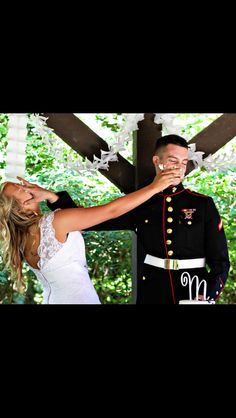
[{"x1": 181, "y1": 209, "x2": 196, "y2": 220}]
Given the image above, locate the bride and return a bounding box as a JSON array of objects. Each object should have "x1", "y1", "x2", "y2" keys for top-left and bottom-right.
[{"x1": 0, "y1": 168, "x2": 181, "y2": 304}]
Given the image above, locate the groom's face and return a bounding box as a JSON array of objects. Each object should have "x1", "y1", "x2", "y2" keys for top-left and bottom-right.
[{"x1": 152, "y1": 144, "x2": 189, "y2": 186}]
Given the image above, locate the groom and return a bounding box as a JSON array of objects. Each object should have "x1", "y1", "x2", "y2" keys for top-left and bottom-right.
[{"x1": 20, "y1": 135, "x2": 230, "y2": 304}]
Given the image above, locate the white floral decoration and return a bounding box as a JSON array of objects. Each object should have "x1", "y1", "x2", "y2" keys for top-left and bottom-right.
[
  {"x1": 188, "y1": 144, "x2": 205, "y2": 168},
  {"x1": 32, "y1": 113, "x2": 145, "y2": 173},
  {"x1": 187, "y1": 143, "x2": 236, "y2": 172},
  {"x1": 203, "y1": 151, "x2": 236, "y2": 172},
  {"x1": 3, "y1": 113, "x2": 235, "y2": 178},
  {"x1": 28, "y1": 113, "x2": 54, "y2": 143},
  {"x1": 154, "y1": 113, "x2": 183, "y2": 135}
]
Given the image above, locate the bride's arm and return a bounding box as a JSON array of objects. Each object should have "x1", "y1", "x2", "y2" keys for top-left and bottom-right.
[{"x1": 53, "y1": 170, "x2": 180, "y2": 234}]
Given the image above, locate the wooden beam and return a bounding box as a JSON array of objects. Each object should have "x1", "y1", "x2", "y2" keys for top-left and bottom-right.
[
  {"x1": 134, "y1": 113, "x2": 162, "y2": 188},
  {"x1": 42, "y1": 113, "x2": 135, "y2": 194},
  {"x1": 187, "y1": 113, "x2": 236, "y2": 174},
  {"x1": 43, "y1": 113, "x2": 236, "y2": 191},
  {"x1": 132, "y1": 114, "x2": 162, "y2": 303}
]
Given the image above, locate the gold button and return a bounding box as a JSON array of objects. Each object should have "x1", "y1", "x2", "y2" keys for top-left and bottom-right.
[
  {"x1": 168, "y1": 250, "x2": 174, "y2": 256},
  {"x1": 142, "y1": 276, "x2": 146, "y2": 281},
  {"x1": 172, "y1": 187, "x2": 177, "y2": 193},
  {"x1": 168, "y1": 207, "x2": 173, "y2": 212},
  {"x1": 166, "y1": 240, "x2": 172, "y2": 245},
  {"x1": 167, "y1": 229, "x2": 173, "y2": 234},
  {"x1": 167, "y1": 217, "x2": 173, "y2": 223},
  {"x1": 166, "y1": 197, "x2": 172, "y2": 202},
  {"x1": 145, "y1": 219, "x2": 149, "y2": 223},
  {"x1": 188, "y1": 221, "x2": 192, "y2": 225}
]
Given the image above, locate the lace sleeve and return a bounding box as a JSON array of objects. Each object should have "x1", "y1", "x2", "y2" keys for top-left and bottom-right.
[{"x1": 38, "y1": 209, "x2": 64, "y2": 270}]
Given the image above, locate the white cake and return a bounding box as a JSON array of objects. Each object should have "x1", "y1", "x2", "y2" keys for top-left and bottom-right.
[{"x1": 179, "y1": 300, "x2": 215, "y2": 305}]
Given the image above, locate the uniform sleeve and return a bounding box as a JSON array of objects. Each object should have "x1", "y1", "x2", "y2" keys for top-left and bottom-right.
[
  {"x1": 205, "y1": 197, "x2": 230, "y2": 300},
  {"x1": 47, "y1": 191, "x2": 78, "y2": 210},
  {"x1": 47, "y1": 191, "x2": 136, "y2": 231}
]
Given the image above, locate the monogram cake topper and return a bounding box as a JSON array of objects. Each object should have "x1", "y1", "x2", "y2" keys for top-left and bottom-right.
[
  {"x1": 181, "y1": 271, "x2": 207, "y2": 300},
  {"x1": 179, "y1": 272, "x2": 216, "y2": 304}
]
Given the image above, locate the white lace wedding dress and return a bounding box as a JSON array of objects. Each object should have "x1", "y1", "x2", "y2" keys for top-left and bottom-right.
[{"x1": 26, "y1": 210, "x2": 101, "y2": 304}]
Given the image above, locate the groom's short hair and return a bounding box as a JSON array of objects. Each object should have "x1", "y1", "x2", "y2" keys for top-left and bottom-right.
[{"x1": 154, "y1": 135, "x2": 189, "y2": 155}]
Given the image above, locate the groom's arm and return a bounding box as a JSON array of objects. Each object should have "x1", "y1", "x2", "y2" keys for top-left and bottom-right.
[
  {"x1": 47, "y1": 191, "x2": 136, "y2": 231},
  {"x1": 47, "y1": 191, "x2": 78, "y2": 209}
]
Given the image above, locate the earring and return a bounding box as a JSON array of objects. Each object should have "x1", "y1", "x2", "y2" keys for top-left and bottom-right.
[{"x1": 33, "y1": 211, "x2": 39, "y2": 216}]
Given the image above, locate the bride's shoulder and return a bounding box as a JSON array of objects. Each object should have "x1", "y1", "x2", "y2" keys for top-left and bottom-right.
[{"x1": 40, "y1": 209, "x2": 61, "y2": 223}]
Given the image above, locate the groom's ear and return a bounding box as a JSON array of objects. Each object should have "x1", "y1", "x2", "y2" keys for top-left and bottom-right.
[{"x1": 153, "y1": 155, "x2": 160, "y2": 167}]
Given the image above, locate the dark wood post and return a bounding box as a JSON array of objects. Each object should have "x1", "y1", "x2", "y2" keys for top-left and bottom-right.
[{"x1": 132, "y1": 114, "x2": 162, "y2": 303}]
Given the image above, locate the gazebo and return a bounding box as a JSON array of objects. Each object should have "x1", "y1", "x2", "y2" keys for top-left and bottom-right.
[{"x1": 38, "y1": 113, "x2": 236, "y2": 301}]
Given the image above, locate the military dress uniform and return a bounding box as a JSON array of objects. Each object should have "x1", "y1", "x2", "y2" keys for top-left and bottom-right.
[{"x1": 47, "y1": 183, "x2": 230, "y2": 304}]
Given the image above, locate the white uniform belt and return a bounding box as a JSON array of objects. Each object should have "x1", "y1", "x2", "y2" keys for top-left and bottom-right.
[{"x1": 144, "y1": 254, "x2": 206, "y2": 270}]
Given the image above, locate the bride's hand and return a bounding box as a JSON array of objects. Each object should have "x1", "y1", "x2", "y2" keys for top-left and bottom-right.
[
  {"x1": 17, "y1": 177, "x2": 59, "y2": 204},
  {"x1": 152, "y1": 168, "x2": 182, "y2": 191}
]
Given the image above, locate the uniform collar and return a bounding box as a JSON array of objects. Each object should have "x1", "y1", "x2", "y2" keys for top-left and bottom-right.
[{"x1": 160, "y1": 183, "x2": 185, "y2": 196}]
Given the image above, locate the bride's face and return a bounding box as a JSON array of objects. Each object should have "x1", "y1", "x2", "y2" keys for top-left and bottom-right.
[{"x1": 3, "y1": 182, "x2": 40, "y2": 213}]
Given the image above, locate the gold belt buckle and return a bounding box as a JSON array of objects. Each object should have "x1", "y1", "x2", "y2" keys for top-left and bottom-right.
[{"x1": 164, "y1": 259, "x2": 179, "y2": 270}]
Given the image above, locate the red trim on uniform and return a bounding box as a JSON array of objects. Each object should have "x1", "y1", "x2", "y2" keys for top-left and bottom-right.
[
  {"x1": 186, "y1": 189, "x2": 208, "y2": 198},
  {"x1": 218, "y1": 219, "x2": 223, "y2": 231},
  {"x1": 215, "y1": 277, "x2": 225, "y2": 301},
  {"x1": 159, "y1": 189, "x2": 185, "y2": 197},
  {"x1": 168, "y1": 270, "x2": 176, "y2": 305},
  {"x1": 162, "y1": 196, "x2": 176, "y2": 304}
]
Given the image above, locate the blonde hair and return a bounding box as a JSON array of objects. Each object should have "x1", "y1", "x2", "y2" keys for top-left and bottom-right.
[{"x1": 0, "y1": 183, "x2": 42, "y2": 283}]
